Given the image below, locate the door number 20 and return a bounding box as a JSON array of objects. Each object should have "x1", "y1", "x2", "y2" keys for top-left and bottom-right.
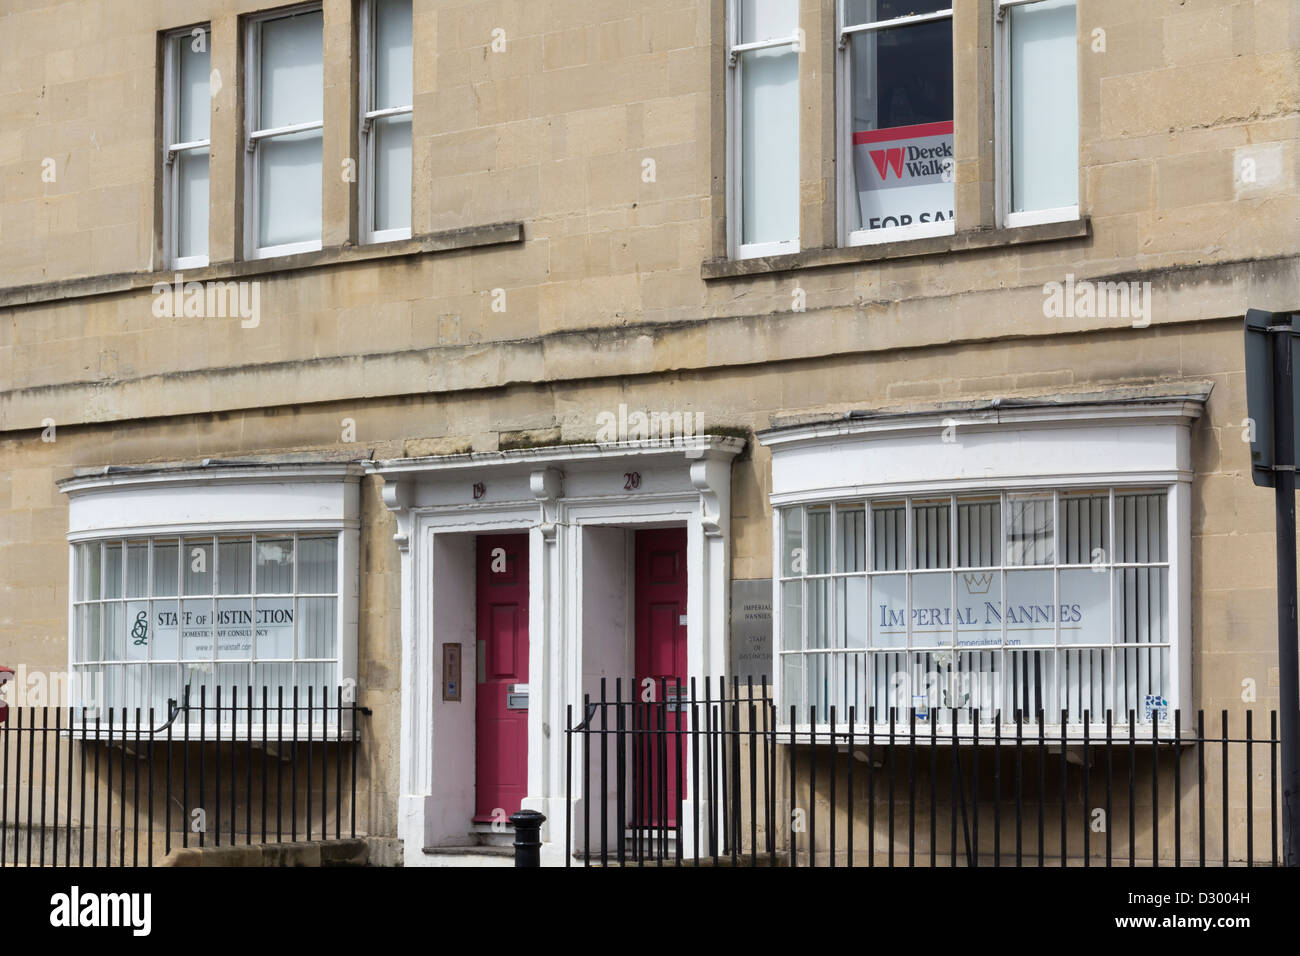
[{"x1": 623, "y1": 472, "x2": 641, "y2": 490}]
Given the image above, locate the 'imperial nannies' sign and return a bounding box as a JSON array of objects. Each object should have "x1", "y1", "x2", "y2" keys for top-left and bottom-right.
[
  {"x1": 853, "y1": 121, "x2": 954, "y2": 231},
  {"x1": 873, "y1": 569, "x2": 1109, "y2": 647}
]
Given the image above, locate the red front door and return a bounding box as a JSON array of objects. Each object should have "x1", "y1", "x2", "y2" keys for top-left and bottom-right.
[
  {"x1": 475, "y1": 533, "x2": 529, "y2": 822},
  {"x1": 633, "y1": 527, "x2": 688, "y2": 827}
]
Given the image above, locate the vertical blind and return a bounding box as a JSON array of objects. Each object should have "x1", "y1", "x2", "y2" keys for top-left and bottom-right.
[
  {"x1": 72, "y1": 533, "x2": 341, "y2": 727},
  {"x1": 779, "y1": 488, "x2": 1171, "y2": 727}
]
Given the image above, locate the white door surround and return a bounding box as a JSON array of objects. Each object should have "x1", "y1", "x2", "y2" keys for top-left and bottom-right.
[{"x1": 369, "y1": 437, "x2": 744, "y2": 866}]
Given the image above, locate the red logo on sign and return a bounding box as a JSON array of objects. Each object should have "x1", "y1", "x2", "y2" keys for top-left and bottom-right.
[{"x1": 870, "y1": 147, "x2": 905, "y2": 180}]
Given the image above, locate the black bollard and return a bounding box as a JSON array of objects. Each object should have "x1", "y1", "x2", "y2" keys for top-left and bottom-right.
[{"x1": 510, "y1": 810, "x2": 546, "y2": 867}]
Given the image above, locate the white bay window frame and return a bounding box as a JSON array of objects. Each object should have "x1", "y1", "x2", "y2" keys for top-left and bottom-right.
[
  {"x1": 162, "y1": 24, "x2": 211, "y2": 269},
  {"x1": 359, "y1": 0, "x2": 413, "y2": 244},
  {"x1": 61, "y1": 463, "x2": 361, "y2": 738},
  {"x1": 243, "y1": 4, "x2": 325, "y2": 260},
  {"x1": 726, "y1": 0, "x2": 801, "y2": 260},
  {"x1": 776, "y1": 487, "x2": 1173, "y2": 733},
  {"x1": 995, "y1": 0, "x2": 1080, "y2": 228},
  {"x1": 761, "y1": 391, "x2": 1204, "y2": 739}
]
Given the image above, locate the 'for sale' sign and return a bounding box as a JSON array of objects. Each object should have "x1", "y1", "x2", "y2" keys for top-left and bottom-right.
[{"x1": 853, "y1": 120, "x2": 954, "y2": 232}]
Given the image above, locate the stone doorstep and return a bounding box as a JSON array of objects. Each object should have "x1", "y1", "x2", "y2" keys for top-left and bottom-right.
[
  {"x1": 421, "y1": 845, "x2": 515, "y2": 867},
  {"x1": 161, "y1": 836, "x2": 400, "y2": 867}
]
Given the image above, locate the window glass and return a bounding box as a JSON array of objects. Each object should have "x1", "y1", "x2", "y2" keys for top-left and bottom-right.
[
  {"x1": 251, "y1": 9, "x2": 323, "y2": 254},
  {"x1": 1007, "y1": 493, "x2": 1053, "y2": 565},
  {"x1": 259, "y1": 11, "x2": 324, "y2": 128},
  {"x1": 218, "y1": 537, "x2": 253, "y2": 595},
  {"x1": 872, "y1": 500, "x2": 905, "y2": 571},
  {"x1": 373, "y1": 0, "x2": 413, "y2": 109},
  {"x1": 739, "y1": 46, "x2": 799, "y2": 246},
  {"x1": 844, "y1": 0, "x2": 951, "y2": 25},
  {"x1": 779, "y1": 489, "x2": 1172, "y2": 728},
  {"x1": 177, "y1": 148, "x2": 210, "y2": 260},
  {"x1": 177, "y1": 33, "x2": 210, "y2": 142},
  {"x1": 257, "y1": 128, "x2": 323, "y2": 248},
  {"x1": 373, "y1": 114, "x2": 412, "y2": 231},
  {"x1": 364, "y1": 0, "x2": 413, "y2": 238},
  {"x1": 1009, "y1": 0, "x2": 1078, "y2": 213},
  {"x1": 740, "y1": 0, "x2": 797, "y2": 41},
  {"x1": 912, "y1": 497, "x2": 950, "y2": 569},
  {"x1": 70, "y1": 534, "x2": 341, "y2": 726},
  {"x1": 256, "y1": 537, "x2": 294, "y2": 593},
  {"x1": 1058, "y1": 490, "x2": 1107, "y2": 564},
  {"x1": 957, "y1": 495, "x2": 1000, "y2": 567},
  {"x1": 781, "y1": 507, "x2": 802, "y2": 577},
  {"x1": 847, "y1": 15, "x2": 953, "y2": 235},
  {"x1": 836, "y1": 503, "x2": 866, "y2": 573}
]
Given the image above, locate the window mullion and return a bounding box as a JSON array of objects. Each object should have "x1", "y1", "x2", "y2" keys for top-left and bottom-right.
[{"x1": 1109, "y1": 487, "x2": 1116, "y2": 722}]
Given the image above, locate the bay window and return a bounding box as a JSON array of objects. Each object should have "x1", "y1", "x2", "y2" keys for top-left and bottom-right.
[
  {"x1": 62, "y1": 463, "x2": 361, "y2": 733},
  {"x1": 998, "y1": 0, "x2": 1079, "y2": 226},
  {"x1": 840, "y1": 1, "x2": 954, "y2": 244},
  {"x1": 245, "y1": 6, "x2": 324, "y2": 258},
  {"x1": 728, "y1": 0, "x2": 800, "y2": 258},
  {"x1": 360, "y1": 0, "x2": 413, "y2": 242},
  {"x1": 163, "y1": 25, "x2": 211, "y2": 268},
  {"x1": 779, "y1": 488, "x2": 1173, "y2": 730}
]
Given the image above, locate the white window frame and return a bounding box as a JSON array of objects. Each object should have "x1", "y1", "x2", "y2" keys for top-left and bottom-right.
[
  {"x1": 774, "y1": 486, "x2": 1177, "y2": 737},
  {"x1": 760, "y1": 395, "x2": 1204, "y2": 740},
  {"x1": 243, "y1": 3, "x2": 325, "y2": 260},
  {"x1": 162, "y1": 24, "x2": 211, "y2": 270},
  {"x1": 68, "y1": 531, "x2": 345, "y2": 734},
  {"x1": 837, "y1": 2, "x2": 956, "y2": 247},
  {"x1": 61, "y1": 463, "x2": 361, "y2": 739},
  {"x1": 726, "y1": 0, "x2": 801, "y2": 260},
  {"x1": 359, "y1": 0, "x2": 413, "y2": 244},
  {"x1": 995, "y1": 0, "x2": 1080, "y2": 229}
]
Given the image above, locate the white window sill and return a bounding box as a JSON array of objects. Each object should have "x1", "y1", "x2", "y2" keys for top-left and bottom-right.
[
  {"x1": 778, "y1": 721, "x2": 1186, "y2": 745},
  {"x1": 62, "y1": 724, "x2": 360, "y2": 743},
  {"x1": 702, "y1": 217, "x2": 1090, "y2": 280},
  {"x1": 1005, "y1": 205, "x2": 1080, "y2": 229},
  {"x1": 249, "y1": 239, "x2": 324, "y2": 260},
  {"x1": 736, "y1": 239, "x2": 800, "y2": 260},
  {"x1": 366, "y1": 226, "x2": 412, "y2": 245},
  {"x1": 847, "y1": 220, "x2": 955, "y2": 247},
  {"x1": 171, "y1": 255, "x2": 210, "y2": 271}
]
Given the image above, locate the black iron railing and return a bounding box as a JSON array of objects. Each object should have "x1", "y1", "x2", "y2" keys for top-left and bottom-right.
[
  {"x1": 0, "y1": 685, "x2": 369, "y2": 867},
  {"x1": 565, "y1": 677, "x2": 1288, "y2": 867}
]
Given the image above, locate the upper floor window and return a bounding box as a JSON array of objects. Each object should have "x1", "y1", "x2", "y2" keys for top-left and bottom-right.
[
  {"x1": 727, "y1": 0, "x2": 800, "y2": 259},
  {"x1": 163, "y1": 26, "x2": 211, "y2": 268},
  {"x1": 998, "y1": 0, "x2": 1079, "y2": 226},
  {"x1": 360, "y1": 0, "x2": 413, "y2": 243},
  {"x1": 840, "y1": 1, "x2": 954, "y2": 245},
  {"x1": 245, "y1": 6, "x2": 324, "y2": 259}
]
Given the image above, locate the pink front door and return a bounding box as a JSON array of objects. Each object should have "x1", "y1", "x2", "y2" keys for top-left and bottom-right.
[
  {"x1": 475, "y1": 533, "x2": 529, "y2": 822},
  {"x1": 633, "y1": 527, "x2": 688, "y2": 827}
]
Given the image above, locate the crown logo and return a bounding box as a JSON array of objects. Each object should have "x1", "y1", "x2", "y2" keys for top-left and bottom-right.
[{"x1": 962, "y1": 572, "x2": 994, "y2": 595}]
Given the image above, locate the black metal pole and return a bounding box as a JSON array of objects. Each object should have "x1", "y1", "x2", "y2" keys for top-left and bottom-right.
[
  {"x1": 1271, "y1": 322, "x2": 1300, "y2": 868},
  {"x1": 510, "y1": 809, "x2": 545, "y2": 867}
]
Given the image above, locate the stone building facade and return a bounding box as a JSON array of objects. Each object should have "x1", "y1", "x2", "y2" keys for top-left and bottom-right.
[{"x1": 0, "y1": 0, "x2": 1297, "y2": 864}]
